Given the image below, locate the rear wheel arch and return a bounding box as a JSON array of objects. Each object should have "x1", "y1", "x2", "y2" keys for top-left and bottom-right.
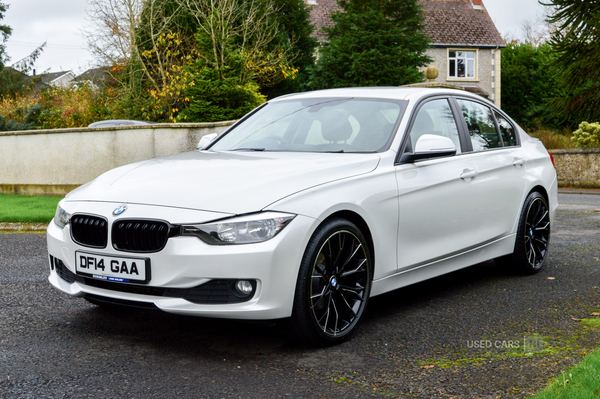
[
  {"x1": 497, "y1": 188, "x2": 551, "y2": 274},
  {"x1": 528, "y1": 185, "x2": 549, "y2": 205}
]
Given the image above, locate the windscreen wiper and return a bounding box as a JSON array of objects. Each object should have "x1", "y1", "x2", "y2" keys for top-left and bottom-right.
[{"x1": 231, "y1": 148, "x2": 266, "y2": 152}]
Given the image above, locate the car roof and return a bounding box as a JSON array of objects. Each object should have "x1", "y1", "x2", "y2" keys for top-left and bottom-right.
[{"x1": 271, "y1": 87, "x2": 491, "y2": 104}]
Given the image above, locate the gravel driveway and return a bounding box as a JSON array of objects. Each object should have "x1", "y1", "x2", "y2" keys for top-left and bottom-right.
[{"x1": 1, "y1": 193, "x2": 599, "y2": 398}]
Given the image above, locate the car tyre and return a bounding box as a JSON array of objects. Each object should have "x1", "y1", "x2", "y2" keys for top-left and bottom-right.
[
  {"x1": 291, "y1": 218, "x2": 372, "y2": 346},
  {"x1": 496, "y1": 191, "x2": 551, "y2": 274}
]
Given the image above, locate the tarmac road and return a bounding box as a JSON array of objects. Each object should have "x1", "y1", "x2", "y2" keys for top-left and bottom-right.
[{"x1": 0, "y1": 193, "x2": 599, "y2": 398}]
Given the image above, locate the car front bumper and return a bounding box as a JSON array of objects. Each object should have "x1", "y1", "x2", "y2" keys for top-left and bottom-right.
[{"x1": 47, "y1": 210, "x2": 316, "y2": 320}]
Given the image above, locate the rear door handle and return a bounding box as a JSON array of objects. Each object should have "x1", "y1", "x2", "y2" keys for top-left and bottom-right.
[
  {"x1": 512, "y1": 157, "x2": 525, "y2": 167},
  {"x1": 460, "y1": 169, "x2": 478, "y2": 180}
]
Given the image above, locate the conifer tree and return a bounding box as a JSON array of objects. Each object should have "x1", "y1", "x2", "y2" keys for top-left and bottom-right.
[
  {"x1": 545, "y1": 0, "x2": 600, "y2": 122},
  {"x1": 310, "y1": 0, "x2": 431, "y2": 89}
]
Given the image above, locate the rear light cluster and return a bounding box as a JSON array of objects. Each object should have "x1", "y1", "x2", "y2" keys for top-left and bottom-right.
[{"x1": 548, "y1": 151, "x2": 555, "y2": 167}]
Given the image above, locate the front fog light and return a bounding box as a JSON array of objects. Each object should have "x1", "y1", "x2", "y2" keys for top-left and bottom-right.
[{"x1": 234, "y1": 280, "x2": 254, "y2": 298}]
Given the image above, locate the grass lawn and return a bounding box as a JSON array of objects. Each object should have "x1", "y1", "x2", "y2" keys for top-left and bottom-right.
[
  {"x1": 0, "y1": 193, "x2": 62, "y2": 223},
  {"x1": 532, "y1": 322, "x2": 600, "y2": 398}
]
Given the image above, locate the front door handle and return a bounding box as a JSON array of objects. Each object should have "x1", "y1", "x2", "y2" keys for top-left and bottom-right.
[
  {"x1": 513, "y1": 157, "x2": 525, "y2": 167},
  {"x1": 460, "y1": 168, "x2": 478, "y2": 180}
]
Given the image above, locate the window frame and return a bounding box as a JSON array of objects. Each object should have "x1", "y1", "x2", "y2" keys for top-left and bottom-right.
[
  {"x1": 493, "y1": 111, "x2": 519, "y2": 148},
  {"x1": 397, "y1": 94, "x2": 523, "y2": 163},
  {"x1": 447, "y1": 49, "x2": 478, "y2": 81},
  {"x1": 450, "y1": 96, "x2": 521, "y2": 153},
  {"x1": 396, "y1": 95, "x2": 469, "y2": 164}
]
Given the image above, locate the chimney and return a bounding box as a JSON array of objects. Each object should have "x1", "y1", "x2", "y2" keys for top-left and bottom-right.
[
  {"x1": 472, "y1": 0, "x2": 482, "y2": 4},
  {"x1": 471, "y1": 0, "x2": 483, "y2": 9}
]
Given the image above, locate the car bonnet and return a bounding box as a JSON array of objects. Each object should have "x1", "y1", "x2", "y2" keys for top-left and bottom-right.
[{"x1": 65, "y1": 150, "x2": 381, "y2": 214}]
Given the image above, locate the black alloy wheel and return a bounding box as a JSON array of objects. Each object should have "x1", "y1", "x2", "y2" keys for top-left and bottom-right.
[
  {"x1": 523, "y1": 194, "x2": 551, "y2": 268},
  {"x1": 292, "y1": 218, "x2": 372, "y2": 345},
  {"x1": 496, "y1": 191, "x2": 551, "y2": 274}
]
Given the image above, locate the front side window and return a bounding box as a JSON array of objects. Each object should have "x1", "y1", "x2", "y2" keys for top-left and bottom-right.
[
  {"x1": 406, "y1": 99, "x2": 462, "y2": 154},
  {"x1": 449, "y1": 50, "x2": 476, "y2": 79},
  {"x1": 457, "y1": 99, "x2": 502, "y2": 151}
]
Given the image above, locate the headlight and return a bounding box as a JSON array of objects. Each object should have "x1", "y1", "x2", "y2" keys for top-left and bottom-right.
[
  {"x1": 181, "y1": 212, "x2": 295, "y2": 245},
  {"x1": 54, "y1": 203, "x2": 71, "y2": 229}
]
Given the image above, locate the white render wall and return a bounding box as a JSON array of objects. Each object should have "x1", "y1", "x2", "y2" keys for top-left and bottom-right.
[{"x1": 0, "y1": 122, "x2": 235, "y2": 196}]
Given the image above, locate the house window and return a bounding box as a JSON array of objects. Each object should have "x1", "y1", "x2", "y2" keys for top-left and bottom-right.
[{"x1": 448, "y1": 50, "x2": 476, "y2": 79}]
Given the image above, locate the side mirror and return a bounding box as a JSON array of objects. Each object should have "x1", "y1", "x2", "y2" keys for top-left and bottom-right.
[
  {"x1": 197, "y1": 133, "x2": 218, "y2": 150},
  {"x1": 402, "y1": 134, "x2": 457, "y2": 163}
]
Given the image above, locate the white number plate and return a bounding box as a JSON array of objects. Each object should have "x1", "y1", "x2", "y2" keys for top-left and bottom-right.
[{"x1": 75, "y1": 251, "x2": 150, "y2": 284}]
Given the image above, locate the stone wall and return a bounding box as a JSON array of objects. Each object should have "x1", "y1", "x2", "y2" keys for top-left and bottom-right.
[
  {"x1": 549, "y1": 149, "x2": 600, "y2": 188},
  {"x1": 0, "y1": 121, "x2": 235, "y2": 196}
]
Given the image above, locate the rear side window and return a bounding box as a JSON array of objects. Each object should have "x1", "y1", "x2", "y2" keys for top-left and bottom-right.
[
  {"x1": 457, "y1": 99, "x2": 502, "y2": 151},
  {"x1": 494, "y1": 111, "x2": 518, "y2": 147}
]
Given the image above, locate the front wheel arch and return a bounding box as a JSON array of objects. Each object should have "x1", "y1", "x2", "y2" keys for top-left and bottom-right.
[
  {"x1": 291, "y1": 217, "x2": 373, "y2": 345},
  {"x1": 321, "y1": 210, "x2": 375, "y2": 273}
]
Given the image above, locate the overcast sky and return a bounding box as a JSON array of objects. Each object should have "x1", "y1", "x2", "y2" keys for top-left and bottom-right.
[{"x1": 2, "y1": 0, "x2": 551, "y2": 75}]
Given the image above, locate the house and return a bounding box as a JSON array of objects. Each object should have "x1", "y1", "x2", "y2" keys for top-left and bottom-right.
[
  {"x1": 305, "y1": 0, "x2": 505, "y2": 107},
  {"x1": 40, "y1": 71, "x2": 76, "y2": 88},
  {"x1": 76, "y1": 66, "x2": 112, "y2": 90}
]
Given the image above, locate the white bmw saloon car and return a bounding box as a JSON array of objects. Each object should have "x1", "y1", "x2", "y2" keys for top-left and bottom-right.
[{"x1": 47, "y1": 88, "x2": 557, "y2": 345}]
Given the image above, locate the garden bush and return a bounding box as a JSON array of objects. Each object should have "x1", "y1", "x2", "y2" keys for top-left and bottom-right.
[
  {"x1": 0, "y1": 85, "x2": 114, "y2": 130},
  {"x1": 571, "y1": 121, "x2": 600, "y2": 148}
]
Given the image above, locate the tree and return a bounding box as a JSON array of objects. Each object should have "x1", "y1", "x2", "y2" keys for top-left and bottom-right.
[
  {"x1": 0, "y1": 3, "x2": 45, "y2": 99},
  {"x1": 0, "y1": 42, "x2": 46, "y2": 99},
  {"x1": 177, "y1": 0, "x2": 294, "y2": 86},
  {"x1": 84, "y1": 0, "x2": 146, "y2": 66},
  {"x1": 174, "y1": 0, "x2": 295, "y2": 122},
  {"x1": 86, "y1": 0, "x2": 300, "y2": 122},
  {"x1": 310, "y1": 0, "x2": 431, "y2": 89},
  {"x1": 265, "y1": 0, "x2": 317, "y2": 96},
  {"x1": 0, "y1": 2, "x2": 12, "y2": 69},
  {"x1": 83, "y1": 0, "x2": 191, "y2": 121},
  {"x1": 545, "y1": 0, "x2": 600, "y2": 123},
  {"x1": 501, "y1": 41, "x2": 565, "y2": 129}
]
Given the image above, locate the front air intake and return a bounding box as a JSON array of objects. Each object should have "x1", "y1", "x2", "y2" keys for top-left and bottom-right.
[
  {"x1": 70, "y1": 214, "x2": 108, "y2": 248},
  {"x1": 112, "y1": 219, "x2": 177, "y2": 253}
]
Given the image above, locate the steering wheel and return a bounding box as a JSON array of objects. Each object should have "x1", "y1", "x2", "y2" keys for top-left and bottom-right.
[{"x1": 262, "y1": 135, "x2": 290, "y2": 145}]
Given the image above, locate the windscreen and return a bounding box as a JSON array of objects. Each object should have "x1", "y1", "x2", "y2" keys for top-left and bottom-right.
[{"x1": 209, "y1": 98, "x2": 405, "y2": 153}]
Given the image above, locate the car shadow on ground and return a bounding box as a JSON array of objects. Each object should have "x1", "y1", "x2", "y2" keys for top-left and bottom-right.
[{"x1": 61, "y1": 258, "x2": 527, "y2": 357}]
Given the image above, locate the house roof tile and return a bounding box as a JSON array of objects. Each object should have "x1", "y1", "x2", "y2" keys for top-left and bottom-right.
[
  {"x1": 40, "y1": 71, "x2": 72, "y2": 85},
  {"x1": 306, "y1": 0, "x2": 340, "y2": 41},
  {"x1": 305, "y1": 0, "x2": 505, "y2": 47},
  {"x1": 422, "y1": 0, "x2": 504, "y2": 47}
]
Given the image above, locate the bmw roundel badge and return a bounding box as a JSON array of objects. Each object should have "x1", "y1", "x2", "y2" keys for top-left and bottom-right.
[{"x1": 113, "y1": 205, "x2": 128, "y2": 216}]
